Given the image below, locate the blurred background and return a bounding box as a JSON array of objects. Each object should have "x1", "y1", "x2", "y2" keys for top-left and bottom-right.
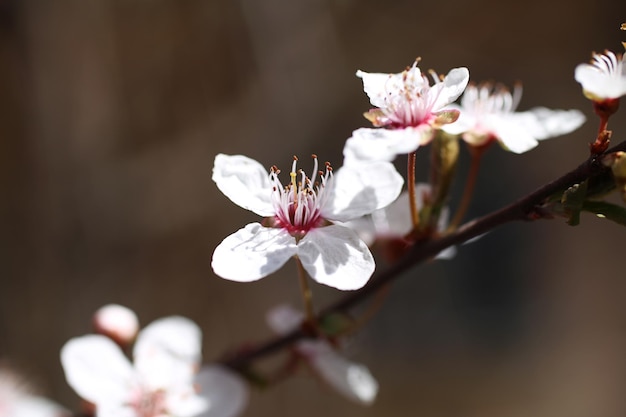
[{"x1": 1, "y1": 0, "x2": 626, "y2": 416}]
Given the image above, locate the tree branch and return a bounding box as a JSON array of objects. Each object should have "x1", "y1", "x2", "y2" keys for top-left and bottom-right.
[{"x1": 220, "y1": 139, "x2": 626, "y2": 371}]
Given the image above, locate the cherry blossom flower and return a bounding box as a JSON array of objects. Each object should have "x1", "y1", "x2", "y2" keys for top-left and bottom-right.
[
  {"x1": 266, "y1": 305, "x2": 379, "y2": 405},
  {"x1": 342, "y1": 183, "x2": 456, "y2": 260},
  {"x1": 345, "y1": 60, "x2": 469, "y2": 163},
  {"x1": 61, "y1": 315, "x2": 248, "y2": 417},
  {"x1": 575, "y1": 50, "x2": 626, "y2": 101},
  {"x1": 211, "y1": 154, "x2": 403, "y2": 291},
  {"x1": 0, "y1": 366, "x2": 68, "y2": 417},
  {"x1": 441, "y1": 83, "x2": 586, "y2": 154}
]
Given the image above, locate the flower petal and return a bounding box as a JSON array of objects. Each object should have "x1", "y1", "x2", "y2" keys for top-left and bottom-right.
[
  {"x1": 266, "y1": 304, "x2": 304, "y2": 335},
  {"x1": 356, "y1": 66, "x2": 425, "y2": 109},
  {"x1": 166, "y1": 386, "x2": 209, "y2": 417},
  {"x1": 12, "y1": 396, "x2": 70, "y2": 417},
  {"x1": 575, "y1": 56, "x2": 626, "y2": 100},
  {"x1": 212, "y1": 154, "x2": 274, "y2": 217},
  {"x1": 195, "y1": 365, "x2": 249, "y2": 417},
  {"x1": 343, "y1": 127, "x2": 429, "y2": 164},
  {"x1": 60, "y1": 335, "x2": 134, "y2": 405},
  {"x1": 323, "y1": 160, "x2": 403, "y2": 222},
  {"x1": 133, "y1": 316, "x2": 202, "y2": 390},
  {"x1": 212, "y1": 223, "x2": 297, "y2": 282},
  {"x1": 440, "y1": 104, "x2": 477, "y2": 135},
  {"x1": 509, "y1": 107, "x2": 586, "y2": 141},
  {"x1": 309, "y1": 351, "x2": 379, "y2": 405},
  {"x1": 488, "y1": 116, "x2": 539, "y2": 154},
  {"x1": 297, "y1": 225, "x2": 374, "y2": 290},
  {"x1": 431, "y1": 67, "x2": 470, "y2": 110}
]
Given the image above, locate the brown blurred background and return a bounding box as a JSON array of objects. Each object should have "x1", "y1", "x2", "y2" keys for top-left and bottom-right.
[{"x1": 1, "y1": 0, "x2": 626, "y2": 416}]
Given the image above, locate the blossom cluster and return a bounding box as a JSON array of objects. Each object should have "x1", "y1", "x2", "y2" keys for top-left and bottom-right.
[
  {"x1": 212, "y1": 57, "x2": 587, "y2": 291},
  {"x1": 60, "y1": 304, "x2": 248, "y2": 417},
  {"x1": 38, "y1": 22, "x2": 626, "y2": 417}
]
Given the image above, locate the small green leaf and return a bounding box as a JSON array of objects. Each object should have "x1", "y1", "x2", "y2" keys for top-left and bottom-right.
[
  {"x1": 318, "y1": 312, "x2": 354, "y2": 337},
  {"x1": 561, "y1": 181, "x2": 588, "y2": 226},
  {"x1": 581, "y1": 200, "x2": 626, "y2": 226}
]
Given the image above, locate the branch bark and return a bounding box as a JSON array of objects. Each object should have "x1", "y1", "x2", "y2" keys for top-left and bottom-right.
[{"x1": 220, "y1": 139, "x2": 626, "y2": 371}]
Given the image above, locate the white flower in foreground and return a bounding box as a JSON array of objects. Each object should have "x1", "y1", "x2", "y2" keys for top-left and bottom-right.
[
  {"x1": 342, "y1": 183, "x2": 456, "y2": 260},
  {"x1": 442, "y1": 83, "x2": 586, "y2": 154},
  {"x1": 61, "y1": 315, "x2": 248, "y2": 417},
  {"x1": 575, "y1": 50, "x2": 626, "y2": 101},
  {"x1": 346, "y1": 60, "x2": 469, "y2": 163},
  {"x1": 0, "y1": 367, "x2": 68, "y2": 417},
  {"x1": 211, "y1": 154, "x2": 403, "y2": 291},
  {"x1": 266, "y1": 305, "x2": 378, "y2": 405}
]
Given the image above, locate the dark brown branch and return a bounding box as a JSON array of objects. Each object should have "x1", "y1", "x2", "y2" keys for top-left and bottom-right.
[{"x1": 220, "y1": 140, "x2": 626, "y2": 371}]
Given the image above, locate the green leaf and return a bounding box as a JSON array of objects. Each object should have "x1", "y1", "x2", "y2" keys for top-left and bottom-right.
[
  {"x1": 318, "y1": 312, "x2": 354, "y2": 337},
  {"x1": 581, "y1": 200, "x2": 626, "y2": 226},
  {"x1": 561, "y1": 181, "x2": 588, "y2": 226}
]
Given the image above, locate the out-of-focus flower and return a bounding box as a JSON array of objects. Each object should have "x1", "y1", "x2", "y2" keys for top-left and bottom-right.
[
  {"x1": 345, "y1": 60, "x2": 469, "y2": 163},
  {"x1": 266, "y1": 305, "x2": 379, "y2": 405},
  {"x1": 341, "y1": 183, "x2": 456, "y2": 260},
  {"x1": 575, "y1": 50, "x2": 626, "y2": 101},
  {"x1": 93, "y1": 304, "x2": 140, "y2": 347},
  {"x1": 442, "y1": 83, "x2": 586, "y2": 154},
  {"x1": 0, "y1": 365, "x2": 69, "y2": 417},
  {"x1": 211, "y1": 154, "x2": 403, "y2": 290},
  {"x1": 61, "y1": 315, "x2": 248, "y2": 417}
]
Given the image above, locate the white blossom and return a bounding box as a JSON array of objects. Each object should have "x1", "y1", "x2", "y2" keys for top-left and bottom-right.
[
  {"x1": 211, "y1": 154, "x2": 403, "y2": 291},
  {"x1": 345, "y1": 60, "x2": 468, "y2": 163},
  {"x1": 61, "y1": 315, "x2": 248, "y2": 417},
  {"x1": 442, "y1": 83, "x2": 586, "y2": 154},
  {"x1": 266, "y1": 305, "x2": 379, "y2": 405},
  {"x1": 0, "y1": 367, "x2": 68, "y2": 417},
  {"x1": 575, "y1": 50, "x2": 626, "y2": 101}
]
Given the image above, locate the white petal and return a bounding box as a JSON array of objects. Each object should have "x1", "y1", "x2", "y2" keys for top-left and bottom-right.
[
  {"x1": 343, "y1": 127, "x2": 428, "y2": 164},
  {"x1": 370, "y1": 185, "x2": 430, "y2": 238},
  {"x1": 510, "y1": 107, "x2": 586, "y2": 140},
  {"x1": 431, "y1": 67, "x2": 470, "y2": 110},
  {"x1": 166, "y1": 386, "x2": 209, "y2": 417},
  {"x1": 266, "y1": 304, "x2": 304, "y2": 334},
  {"x1": 575, "y1": 62, "x2": 626, "y2": 99},
  {"x1": 335, "y1": 216, "x2": 377, "y2": 247},
  {"x1": 60, "y1": 335, "x2": 134, "y2": 405},
  {"x1": 12, "y1": 396, "x2": 70, "y2": 417},
  {"x1": 133, "y1": 316, "x2": 202, "y2": 390},
  {"x1": 323, "y1": 160, "x2": 403, "y2": 222},
  {"x1": 357, "y1": 67, "x2": 425, "y2": 109},
  {"x1": 309, "y1": 351, "x2": 378, "y2": 405},
  {"x1": 297, "y1": 225, "x2": 375, "y2": 291},
  {"x1": 440, "y1": 104, "x2": 477, "y2": 135},
  {"x1": 488, "y1": 116, "x2": 539, "y2": 154},
  {"x1": 195, "y1": 365, "x2": 249, "y2": 417},
  {"x1": 212, "y1": 223, "x2": 297, "y2": 282},
  {"x1": 212, "y1": 154, "x2": 274, "y2": 217},
  {"x1": 95, "y1": 404, "x2": 136, "y2": 417}
]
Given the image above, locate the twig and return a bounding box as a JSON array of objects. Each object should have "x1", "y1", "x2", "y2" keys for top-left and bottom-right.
[{"x1": 219, "y1": 139, "x2": 626, "y2": 371}]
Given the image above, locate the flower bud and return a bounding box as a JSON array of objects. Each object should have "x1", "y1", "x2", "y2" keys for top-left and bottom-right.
[{"x1": 92, "y1": 304, "x2": 139, "y2": 347}]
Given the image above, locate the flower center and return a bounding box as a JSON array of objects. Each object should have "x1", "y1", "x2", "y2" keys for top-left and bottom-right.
[
  {"x1": 269, "y1": 155, "x2": 332, "y2": 237},
  {"x1": 381, "y1": 63, "x2": 443, "y2": 128},
  {"x1": 129, "y1": 387, "x2": 168, "y2": 417}
]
